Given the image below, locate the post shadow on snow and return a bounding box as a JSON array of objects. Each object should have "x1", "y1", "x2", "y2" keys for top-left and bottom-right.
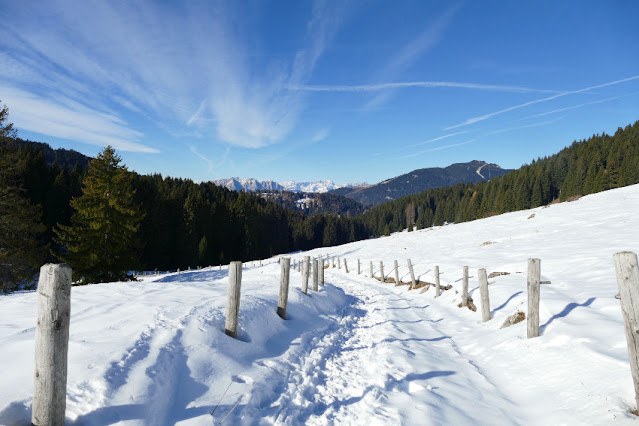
[
  {"x1": 73, "y1": 331, "x2": 212, "y2": 425},
  {"x1": 491, "y1": 291, "x2": 524, "y2": 315},
  {"x1": 0, "y1": 400, "x2": 31, "y2": 426},
  {"x1": 344, "y1": 335, "x2": 452, "y2": 352},
  {"x1": 153, "y1": 269, "x2": 229, "y2": 283},
  {"x1": 540, "y1": 297, "x2": 596, "y2": 334}
]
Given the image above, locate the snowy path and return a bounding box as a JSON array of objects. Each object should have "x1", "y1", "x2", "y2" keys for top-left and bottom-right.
[{"x1": 232, "y1": 272, "x2": 523, "y2": 425}]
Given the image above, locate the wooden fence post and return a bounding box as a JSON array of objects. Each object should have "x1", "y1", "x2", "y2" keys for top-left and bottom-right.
[
  {"x1": 344, "y1": 259, "x2": 349, "y2": 274},
  {"x1": 338, "y1": 257, "x2": 341, "y2": 269},
  {"x1": 32, "y1": 264, "x2": 72, "y2": 426},
  {"x1": 407, "y1": 259, "x2": 416, "y2": 290},
  {"x1": 478, "y1": 268, "x2": 490, "y2": 322},
  {"x1": 435, "y1": 265, "x2": 440, "y2": 297},
  {"x1": 332, "y1": 256, "x2": 335, "y2": 268},
  {"x1": 614, "y1": 251, "x2": 639, "y2": 411},
  {"x1": 370, "y1": 261, "x2": 373, "y2": 278},
  {"x1": 313, "y1": 259, "x2": 319, "y2": 291},
  {"x1": 394, "y1": 260, "x2": 400, "y2": 286},
  {"x1": 357, "y1": 259, "x2": 361, "y2": 275},
  {"x1": 302, "y1": 256, "x2": 310, "y2": 294},
  {"x1": 380, "y1": 261, "x2": 385, "y2": 283},
  {"x1": 225, "y1": 261, "x2": 243, "y2": 339},
  {"x1": 462, "y1": 266, "x2": 469, "y2": 307},
  {"x1": 527, "y1": 258, "x2": 541, "y2": 338},
  {"x1": 277, "y1": 258, "x2": 291, "y2": 319},
  {"x1": 320, "y1": 258, "x2": 325, "y2": 285}
]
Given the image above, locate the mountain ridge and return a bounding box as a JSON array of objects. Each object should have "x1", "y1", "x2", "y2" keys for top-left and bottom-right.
[{"x1": 330, "y1": 160, "x2": 512, "y2": 206}]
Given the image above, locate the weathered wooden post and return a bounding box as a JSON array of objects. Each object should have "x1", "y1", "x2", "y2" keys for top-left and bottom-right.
[
  {"x1": 614, "y1": 251, "x2": 639, "y2": 410},
  {"x1": 225, "y1": 261, "x2": 243, "y2": 339},
  {"x1": 370, "y1": 261, "x2": 373, "y2": 278},
  {"x1": 313, "y1": 259, "x2": 319, "y2": 291},
  {"x1": 462, "y1": 266, "x2": 469, "y2": 307},
  {"x1": 394, "y1": 260, "x2": 400, "y2": 286},
  {"x1": 320, "y1": 258, "x2": 325, "y2": 285},
  {"x1": 302, "y1": 256, "x2": 310, "y2": 294},
  {"x1": 527, "y1": 258, "x2": 541, "y2": 338},
  {"x1": 478, "y1": 268, "x2": 490, "y2": 322},
  {"x1": 407, "y1": 259, "x2": 416, "y2": 290},
  {"x1": 435, "y1": 265, "x2": 441, "y2": 297},
  {"x1": 32, "y1": 263, "x2": 72, "y2": 426},
  {"x1": 338, "y1": 257, "x2": 341, "y2": 269},
  {"x1": 357, "y1": 259, "x2": 361, "y2": 275},
  {"x1": 380, "y1": 261, "x2": 385, "y2": 283},
  {"x1": 332, "y1": 256, "x2": 335, "y2": 268},
  {"x1": 277, "y1": 258, "x2": 291, "y2": 319},
  {"x1": 344, "y1": 259, "x2": 349, "y2": 273}
]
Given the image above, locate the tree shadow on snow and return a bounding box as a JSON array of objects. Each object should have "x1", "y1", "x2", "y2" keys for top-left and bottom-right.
[
  {"x1": 72, "y1": 331, "x2": 213, "y2": 425},
  {"x1": 153, "y1": 269, "x2": 229, "y2": 283}
]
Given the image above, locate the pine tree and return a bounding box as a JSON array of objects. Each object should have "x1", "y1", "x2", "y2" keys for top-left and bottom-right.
[
  {"x1": 0, "y1": 101, "x2": 46, "y2": 292},
  {"x1": 54, "y1": 146, "x2": 144, "y2": 284}
]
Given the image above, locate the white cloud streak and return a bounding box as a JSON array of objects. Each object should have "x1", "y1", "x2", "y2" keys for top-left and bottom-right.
[
  {"x1": 518, "y1": 92, "x2": 639, "y2": 121},
  {"x1": 311, "y1": 128, "x2": 330, "y2": 142},
  {"x1": 486, "y1": 117, "x2": 565, "y2": 136},
  {"x1": 294, "y1": 81, "x2": 559, "y2": 94},
  {"x1": 404, "y1": 130, "x2": 471, "y2": 148},
  {"x1": 399, "y1": 138, "x2": 475, "y2": 159},
  {"x1": 0, "y1": 0, "x2": 347, "y2": 151},
  {"x1": 365, "y1": 5, "x2": 460, "y2": 108},
  {"x1": 444, "y1": 75, "x2": 639, "y2": 130}
]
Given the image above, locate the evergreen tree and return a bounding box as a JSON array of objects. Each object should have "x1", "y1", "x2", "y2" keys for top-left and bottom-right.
[
  {"x1": 54, "y1": 146, "x2": 144, "y2": 284},
  {"x1": 0, "y1": 102, "x2": 46, "y2": 292}
]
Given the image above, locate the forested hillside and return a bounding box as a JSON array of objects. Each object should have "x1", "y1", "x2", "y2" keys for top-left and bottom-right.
[
  {"x1": 331, "y1": 160, "x2": 511, "y2": 205},
  {"x1": 1, "y1": 93, "x2": 638, "y2": 291},
  {"x1": 360, "y1": 121, "x2": 639, "y2": 236}
]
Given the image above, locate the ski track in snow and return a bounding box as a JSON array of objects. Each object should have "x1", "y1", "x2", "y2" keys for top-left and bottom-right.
[
  {"x1": 232, "y1": 273, "x2": 522, "y2": 425},
  {"x1": 476, "y1": 163, "x2": 487, "y2": 179},
  {"x1": 3, "y1": 184, "x2": 639, "y2": 425}
]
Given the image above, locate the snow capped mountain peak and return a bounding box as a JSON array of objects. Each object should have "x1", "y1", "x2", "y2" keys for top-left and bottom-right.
[{"x1": 214, "y1": 177, "x2": 367, "y2": 193}]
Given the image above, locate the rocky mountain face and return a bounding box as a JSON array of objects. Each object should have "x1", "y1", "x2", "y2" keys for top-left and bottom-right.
[
  {"x1": 214, "y1": 178, "x2": 366, "y2": 194},
  {"x1": 214, "y1": 177, "x2": 285, "y2": 192},
  {"x1": 330, "y1": 160, "x2": 512, "y2": 206}
]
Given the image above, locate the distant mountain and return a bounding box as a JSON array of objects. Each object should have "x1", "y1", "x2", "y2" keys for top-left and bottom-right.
[
  {"x1": 215, "y1": 178, "x2": 367, "y2": 194},
  {"x1": 330, "y1": 160, "x2": 512, "y2": 206},
  {"x1": 280, "y1": 180, "x2": 366, "y2": 193},
  {"x1": 214, "y1": 177, "x2": 285, "y2": 192}
]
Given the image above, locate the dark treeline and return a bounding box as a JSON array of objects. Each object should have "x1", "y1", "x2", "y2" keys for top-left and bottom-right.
[
  {"x1": 131, "y1": 174, "x2": 366, "y2": 270},
  {"x1": 360, "y1": 121, "x2": 639, "y2": 236},
  {"x1": 262, "y1": 190, "x2": 367, "y2": 217},
  {"x1": 0, "y1": 137, "x2": 366, "y2": 290},
  {"x1": 2, "y1": 102, "x2": 638, "y2": 290}
]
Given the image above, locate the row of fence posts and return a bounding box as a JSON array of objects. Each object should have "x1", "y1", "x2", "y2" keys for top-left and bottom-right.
[{"x1": 26, "y1": 251, "x2": 639, "y2": 422}]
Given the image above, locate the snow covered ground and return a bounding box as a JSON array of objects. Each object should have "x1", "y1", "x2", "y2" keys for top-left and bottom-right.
[{"x1": 2, "y1": 184, "x2": 639, "y2": 425}]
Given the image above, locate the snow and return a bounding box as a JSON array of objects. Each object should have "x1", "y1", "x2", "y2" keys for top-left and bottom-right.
[
  {"x1": 476, "y1": 163, "x2": 487, "y2": 179},
  {"x1": 2, "y1": 184, "x2": 639, "y2": 424}
]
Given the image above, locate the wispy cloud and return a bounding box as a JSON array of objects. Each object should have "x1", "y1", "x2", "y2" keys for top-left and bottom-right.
[
  {"x1": 445, "y1": 75, "x2": 639, "y2": 130},
  {"x1": 518, "y1": 92, "x2": 639, "y2": 121},
  {"x1": 1, "y1": 86, "x2": 158, "y2": 153},
  {"x1": 486, "y1": 117, "x2": 565, "y2": 135},
  {"x1": 404, "y1": 130, "x2": 472, "y2": 148},
  {"x1": 365, "y1": 5, "x2": 460, "y2": 108},
  {"x1": 293, "y1": 81, "x2": 560, "y2": 94},
  {"x1": 399, "y1": 138, "x2": 475, "y2": 159},
  {"x1": 311, "y1": 128, "x2": 330, "y2": 142},
  {"x1": 0, "y1": 1, "x2": 349, "y2": 151}
]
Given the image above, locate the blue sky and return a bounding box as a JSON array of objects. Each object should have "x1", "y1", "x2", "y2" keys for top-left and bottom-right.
[{"x1": 1, "y1": 1, "x2": 638, "y2": 185}]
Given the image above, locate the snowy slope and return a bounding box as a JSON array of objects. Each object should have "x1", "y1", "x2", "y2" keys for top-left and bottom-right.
[{"x1": 2, "y1": 184, "x2": 639, "y2": 424}]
